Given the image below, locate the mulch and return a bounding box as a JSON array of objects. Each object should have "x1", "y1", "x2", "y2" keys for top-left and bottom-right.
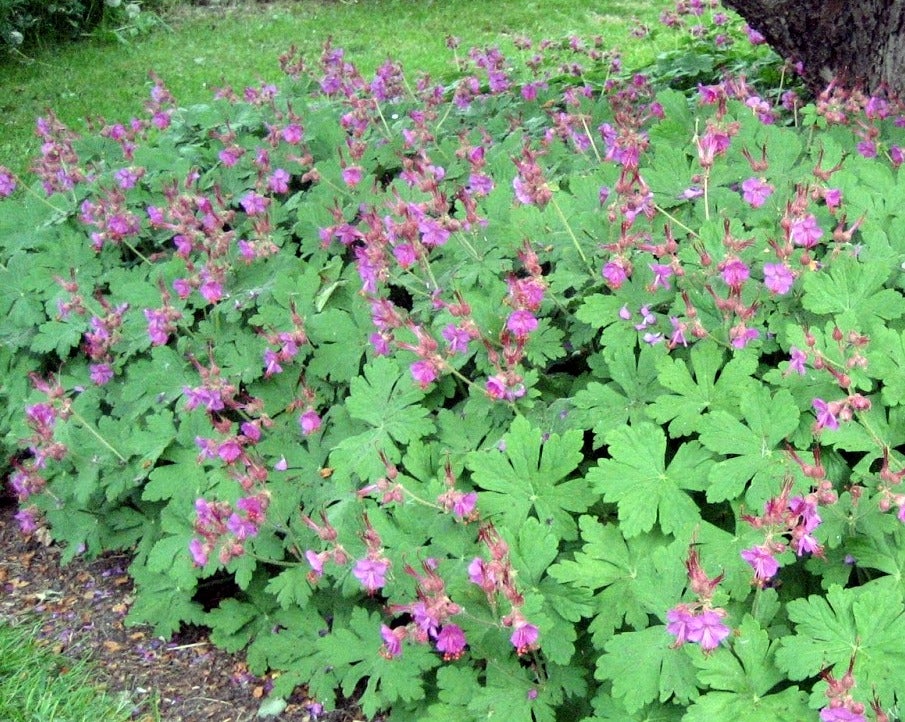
[{"x1": 0, "y1": 498, "x2": 363, "y2": 722}]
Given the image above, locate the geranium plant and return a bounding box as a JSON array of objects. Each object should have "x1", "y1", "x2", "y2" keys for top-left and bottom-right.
[{"x1": 3, "y1": 3, "x2": 905, "y2": 720}]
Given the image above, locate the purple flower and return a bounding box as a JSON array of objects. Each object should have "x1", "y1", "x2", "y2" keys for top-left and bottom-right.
[
  {"x1": 218, "y1": 439, "x2": 244, "y2": 464},
  {"x1": 649, "y1": 263, "x2": 673, "y2": 290},
  {"x1": 788, "y1": 347, "x2": 808, "y2": 375},
  {"x1": 602, "y1": 260, "x2": 629, "y2": 289},
  {"x1": 89, "y1": 363, "x2": 114, "y2": 386},
  {"x1": 741, "y1": 545, "x2": 780, "y2": 581},
  {"x1": 789, "y1": 214, "x2": 823, "y2": 248},
  {"x1": 442, "y1": 324, "x2": 472, "y2": 354},
  {"x1": 452, "y1": 491, "x2": 477, "y2": 519},
  {"x1": 380, "y1": 624, "x2": 403, "y2": 658},
  {"x1": 890, "y1": 146, "x2": 905, "y2": 167},
  {"x1": 240, "y1": 192, "x2": 269, "y2": 216},
  {"x1": 666, "y1": 605, "x2": 694, "y2": 646},
  {"x1": 353, "y1": 558, "x2": 389, "y2": 593},
  {"x1": 227, "y1": 513, "x2": 258, "y2": 540},
  {"x1": 686, "y1": 609, "x2": 730, "y2": 651},
  {"x1": 510, "y1": 621, "x2": 539, "y2": 654},
  {"x1": 189, "y1": 538, "x2": 209, "y2": 566},
  {"x1": 15, "y1": 508, "x2": 38, "y2": 534},
  {"x1": 856, "y1": 140, "x2": 877, "y2": 159},
  {"x1": 824, "y1": 188, "x2": 843, "y2": 208},
  {"x1": 741, "y1": 177, "x2": 773, "y2": 208},
  {"x1": 268, "y1": 168, "x2": 290, "y2": 193},
  {"x1": 729, "y1": 324, "x2": 759, "y2": 349},
  {"x1": 305, "y1": 550, "x2": 325, "y2": 578},
  {"x1": 436, "y1": 624, "x2": 467, "y2": 660},
  {"x1": 763, "y1": 262, "x2": 795, "y2": 294},
  {"x1": 0, "y1": 167, "x2": 17, "y2": 197},
  {"x1": 813, "y1": 398, "x2": 839, "y2": 431},
  {"x1": 393, "y1": 243, "x2": 417, "y2": 268}
]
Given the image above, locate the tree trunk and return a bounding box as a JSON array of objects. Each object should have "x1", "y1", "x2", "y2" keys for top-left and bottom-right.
[{"x1": 721, "y1": 0, "x2": 905, "y2": 97}]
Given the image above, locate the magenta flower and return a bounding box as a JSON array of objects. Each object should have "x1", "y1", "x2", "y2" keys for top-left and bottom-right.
[
  {"x1": 442, "y1": 324, "x2": 472, "y2": 355},
  {"x1": 189, "y1": 538, "x2": 209, "y2": 567},
  {"x1": 890, "y1": 146, "x2": 905, "y2": 167},
  {"x1": 218, "y1": 439, "x2": 244, "y2": 464},
  {"x1": 824, "y1": 188, "x2": 843, "y2": 209},
  {"x1": 720, "y1": 258, "x2": 750, "y2": 288},
  {"x1": 729, "y1": 324, "x2": 759, "y2": 349},
  {"x1": 686, "y1": 608, "x2": 730, "y2": 651},
  {"x1": 268, "y1": 168, "x2": 290, "y2": 193},
  {"x1": 393, "y1": 243, "x2": 417, "y2": 268},
  {"x1": 741, "y1": 545, "x2": 780, "y2": 582},
  {"x1": 410, "y1": 359, "x2": 439, "y2": 388},
  {"x1": 305, "y1": 550, "x2": 326, "y2": 579},
  {"x1": 507, "y1": 310, "x2": 538, "y2": 338},
  {"x1": 452, "y1": 491, "x2": 477, "y2": 519},
  {"x1": 856, "y1": 140, "x2": 877, "y2": 159},
  {"x1": 341, "y1": 166, "x2": 363, "y2": 187},
  {"x1": 227, "y1": 513, "x2": 258, "y2": 540},
  {"x1": 820, "y1": 706, "x2": 866, "y2": 722},
  {"x1": 282, "y1": 124, "x2": 304, "y2": 144},
  {"x1": 380, "y1": 624, "x2": 403, "y2": 658},
  {"x1": 763, "y1": 262, "x2": 795, "y2": 294},
  {"x1": 510, "y1": 621, "x2": 539, "y2": 654},
  {"x1": 741, "y1": 177, "x2": 773, "y2": 208},
  {"x1": 299, "y1": 409, "x2": 323, "y2": 436},
  {"x1": 14, "y1": 508, "x2": 38, "y2": 534},
  {"x1": 436, "y1": 624, "x2": 467, "y2": 660},
  {"x1": 789, "y1": 214, "x2": 823, "y2": 247},
  {"x1": 813, "y1": 398, "x2": 839, "y2": 431},
  {"x1": 353, "y1": 558, "x2": 389, "y2": 593}
]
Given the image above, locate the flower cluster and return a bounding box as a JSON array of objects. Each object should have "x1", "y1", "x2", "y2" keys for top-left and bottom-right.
[
  {"x1": 469, "y1": 523, "x2": 540, "y2": 655},
  {"x1": 666, "y1": 546, "x2": 730, "y2": 652},
  {"x1": 189, "y1": 493, "x2": 269, "y2": 566}
]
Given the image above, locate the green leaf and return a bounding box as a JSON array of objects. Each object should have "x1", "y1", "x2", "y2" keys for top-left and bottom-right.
[
  {"x1": 126, "y1": 568, "x2": 204, "y2": 638},
  {"x1": 698, "y1": 386, "x2": 800, "y2": 506},
  {"x1": 870, "y1": 326, "x2": 905, "y2": 406},
  {"x1": 571, "y1": 381, "x2": 630, "y2": 449},
  {"x1": 549, "y1": 516, "x2": 675, "y2": 645},
  {"x1": 331, "y1": 356, "x2": 436, "y2": 479},
  {"x1": 801, "y1": 255, "x2": 904, "y2": 327},
  {"x1": 264, "y1": 565, "x2": 314, "y2": 610},
  {"x1": 467, "y1": 415, "x2": 593, "y2": 541},
  {"x1": 775, "y1": 584, "x2": 905, "y2": 708},
  {"x1": 588, "y1": 423, "x2": 713, "y2": 537},
  {"x1": 648, "y1": 341, "x2": 757, "y2": 436},
  {"x1": 595, "y1": 626, "x2": 698, "y2": 712}
]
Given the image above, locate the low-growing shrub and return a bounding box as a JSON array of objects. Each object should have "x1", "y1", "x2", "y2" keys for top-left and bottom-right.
[{"x1": 3, "y1": 4, "x2": 905, "y2": 720}]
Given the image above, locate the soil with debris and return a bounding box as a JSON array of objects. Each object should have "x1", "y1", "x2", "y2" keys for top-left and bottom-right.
[{"x1": 0, "y1": 498, "x2": 364, "y2": 722}]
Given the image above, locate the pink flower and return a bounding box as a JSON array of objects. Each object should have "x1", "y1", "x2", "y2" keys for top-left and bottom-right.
[
  {"x1": 741, "y1": 177, "x2": 773, "y2": 207},
  {"x1": 686, "y1": 608, "x2": 730, "y2": 651},
  {"x1": 305, "y1": 550, "x2": 326, "y2": 578},
  {"x1": 436, "y1": 624, "x2": 467, "y2": 660},
  {"x1": 282, "y1": 124, "x2": 304, "y2": 144},
  {"x1": 510, "y1": 621, "x2": 539, "y2": 654},
  {"x1": 218, "y1": 439, "x2": 244, "y2": 464},
  {"x1": 729, "y1": 324, "x2": 759, "y2": 349},
  {"x1": 856, "y1": 140, "x2": 877, "y2": 159},
  {"x1": 740, "y1": 545, "x2": 780, "y2": 581},
  {"x1": 789, "y1": 214, "x2": 823, "y2": 247},
  {"x1": 824, "y1": 188, "x2": 843, "y2": 209},
  {"x1": 353, "y1": 558, "x2": 389, "y2": 593},
  {"x1": 299, "y1": 409, "x2": 322, "y2": 436},
  {"x1": 820, "y1": 706, "x2": 866, "y2": 722},
  {"x1": 763, "y1": 262, "x2": 795, "y2": 294},
  {"x1": 452, "y1": 491, "x2": 477, "y2": 519},
  {"x1": 393, "y1": 243, "x2": 417, "y2": 268}
]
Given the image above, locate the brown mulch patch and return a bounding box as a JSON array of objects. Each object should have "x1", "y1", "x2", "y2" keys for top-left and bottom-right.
[{"x1": 0, "y1": 499, "x2": 363, "y2": 722}]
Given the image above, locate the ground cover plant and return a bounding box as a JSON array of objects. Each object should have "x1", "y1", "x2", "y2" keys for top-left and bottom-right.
[{"x1": 3, "y1": 1, "x2": 905, "y2": 720}]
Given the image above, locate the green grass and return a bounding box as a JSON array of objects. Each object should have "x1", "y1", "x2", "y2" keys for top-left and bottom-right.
[
  {"x1": 0, "y1": 621, "x2": 136, "y2": 722},
  {"x1": 0, "y1": 0, "x2": 674, "y2": 177}
]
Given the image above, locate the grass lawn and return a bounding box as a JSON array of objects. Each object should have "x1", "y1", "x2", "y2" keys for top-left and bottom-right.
[
  {"x1": 0, "y1": 621, "x2": 135, "y2": 721},
  {"x1": 0, "y1": 0, "x2": 674, "y2": 177}
]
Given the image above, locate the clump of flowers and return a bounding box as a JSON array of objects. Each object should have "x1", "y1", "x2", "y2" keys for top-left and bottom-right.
[{"x1": 666, "y1": 545, "x2": 731, "y2": 652}]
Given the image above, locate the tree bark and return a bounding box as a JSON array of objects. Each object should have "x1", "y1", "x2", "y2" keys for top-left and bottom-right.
[{"x1": 721, "y1": 0, "x2": 905, "y2": 97}]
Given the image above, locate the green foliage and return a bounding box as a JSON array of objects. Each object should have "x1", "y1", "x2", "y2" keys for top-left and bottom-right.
[{"x1": 5, "y1": 5, "x2": 905, "y2": 721}]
